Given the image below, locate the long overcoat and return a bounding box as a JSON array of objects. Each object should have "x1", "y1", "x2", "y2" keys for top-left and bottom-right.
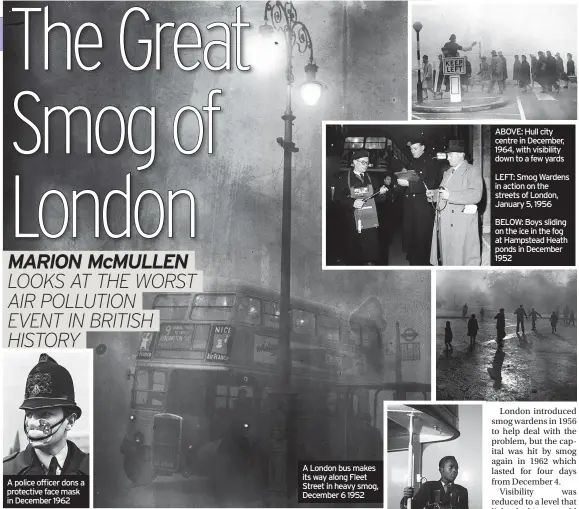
[{"x1": 430, "y1": 161, "x2": 483, "y2": 266}]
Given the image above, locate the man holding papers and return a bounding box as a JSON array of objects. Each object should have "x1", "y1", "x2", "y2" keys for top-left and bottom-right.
[
  {"x1": 398, "y1": 135, "x2": 443, "y2": 265},
  {"x1": 428, "y1": 140, "x2": 483, "y2": 266}
]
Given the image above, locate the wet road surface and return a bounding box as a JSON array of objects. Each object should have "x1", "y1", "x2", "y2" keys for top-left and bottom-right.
[
  {"x1": 436, "y1": 316, "x2": 577, "y2": 401},
  {"x1": 97, "y1": 475, "x2": 266, "y2": 508}
]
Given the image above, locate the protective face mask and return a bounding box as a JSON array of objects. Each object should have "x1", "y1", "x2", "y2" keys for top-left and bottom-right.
[{"x1": 24, "y1": 415, "x2": 70, "y2": 446}]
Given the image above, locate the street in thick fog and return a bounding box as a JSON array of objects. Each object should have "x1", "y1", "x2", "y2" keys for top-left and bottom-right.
[
  {"x1": 436, "y1": 271, "x2": 577, "y2": 401},
  {"x1": 436, "y1": 315, "x2": 577, "y2": 401},
  {"x1": 411, "y1": 4, "x2": 577, "y2": 120}
]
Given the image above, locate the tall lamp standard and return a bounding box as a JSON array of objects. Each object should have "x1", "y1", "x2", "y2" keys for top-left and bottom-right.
[
  {"x1": 413, "y1": 21, "x2": 423, "y2": 103},
  {"x1": 261, "y1": 0, "x2": 323, "y2": 500}
]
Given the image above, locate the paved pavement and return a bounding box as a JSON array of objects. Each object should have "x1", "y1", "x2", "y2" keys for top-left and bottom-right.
[
  {"x1": 436, "y1": 315, "x2": 577, "y2": 401},
  {"x1": 412, "y1": 81, "x2": 577, "y2": 120}
]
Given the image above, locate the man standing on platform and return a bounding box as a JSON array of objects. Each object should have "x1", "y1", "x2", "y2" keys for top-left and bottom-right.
[
  {"x1": 441, "y1": 34, "x2": 476, "y2": 58},
  {"x1": 401, "y1": 456, "x2": 469, "y2": 509}
]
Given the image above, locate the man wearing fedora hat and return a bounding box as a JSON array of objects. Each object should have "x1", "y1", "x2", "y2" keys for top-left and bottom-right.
[
  {"x1": 427, "y1": 140, "x2": 482, "y2": 266},
  {"x1": 3, "y1": 354, "x2": 89, "y2": 475},
  {"x1": 489, "y1": 51, "x2": 504, "y2": 94}
]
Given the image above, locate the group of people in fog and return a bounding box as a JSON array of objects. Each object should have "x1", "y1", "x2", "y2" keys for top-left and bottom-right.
[
  {"x1": 511, "y1": 51, "x2": 574, "y2": 93},
  {"x1": 443, "y1": 302, "x2": 575, "y2": 354},
  {"x1": 420, "y1": 33, "x2": 576, "y2": 96},
  {"x1": 466, "y1": 51, "x2": 573, "y2": 95}
]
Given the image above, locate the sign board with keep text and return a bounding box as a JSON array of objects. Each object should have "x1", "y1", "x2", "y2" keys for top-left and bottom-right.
[{"x1": 443, "y1": 57, "x2": 466, "y2": 75}]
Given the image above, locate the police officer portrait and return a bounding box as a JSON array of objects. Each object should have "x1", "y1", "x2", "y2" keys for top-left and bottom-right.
[
  {"x1": 325, "y1": 124, "x2": 490, "y2": 266},
  {"x1": 411, "y1": 3, "x2": 577, "y2": 121},
  {"x1": 386, "y1": 404, "x2": 482, "y2": 509},
  {"x1": 3, "y1": 351, "x2": 91, "y2": 477}
]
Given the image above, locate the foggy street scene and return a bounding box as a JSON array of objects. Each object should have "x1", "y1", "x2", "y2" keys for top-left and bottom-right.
[
  {"x1": 436, "y1": 271, "x2": 577, "y2": 401},
  {"x1": 88, "y1": 273, "x2": 430, "y2": 508},
  {"x1": 411, "y1": 4, "x2": 577, "y2": 120},
  {"x1": 3, "y1": 1, "x2": 415, "y2": 507}
]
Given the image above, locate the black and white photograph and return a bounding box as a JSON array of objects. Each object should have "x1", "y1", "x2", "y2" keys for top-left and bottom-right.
[
  {"x1": 3, "y1": 350, "x2": 91, "y2": 475},
  {"x1": 387, "y1": 404, "x2": 482, "y2": 509},
  {"x1": 436, "y1": 270, "x2": 577, "y2": 401},
  {"x1": 3, "y1": 2, "x2": 430, "y2": 505},
  {"x1": 88, "y1": 274, "x2": 430, "y2": 507},
  {"x1": 325, "y1": 124, "x2": 491, "y2": 267},
  {"x1": 4, "y1": 0, "x2": 409, "y2": 252},
  {"x1": 411, "y1": 3, "x2": 577, "y2": 120}
]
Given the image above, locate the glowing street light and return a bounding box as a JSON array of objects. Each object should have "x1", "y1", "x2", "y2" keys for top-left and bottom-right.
[{"x1": 260, "y1": 0, "x2": 324, "y2": 500}]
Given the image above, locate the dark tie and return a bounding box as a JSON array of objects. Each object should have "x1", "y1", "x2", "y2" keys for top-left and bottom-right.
[{"x1": 47, "y1": 456, "x2": 59, "y2": 475}]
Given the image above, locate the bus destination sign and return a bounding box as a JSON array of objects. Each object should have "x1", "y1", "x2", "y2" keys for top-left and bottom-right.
[{"x1": 157, "y1": 324, "x2": 195, "y2": 350}]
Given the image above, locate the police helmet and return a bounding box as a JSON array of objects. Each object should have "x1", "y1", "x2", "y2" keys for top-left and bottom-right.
[{"x1": 19, "y1": 354, "x2": 82, "y2": 418}]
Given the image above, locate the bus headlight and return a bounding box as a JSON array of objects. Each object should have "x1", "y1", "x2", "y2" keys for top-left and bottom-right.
[{"x1": 134, "y1": 432, "x2": 143, "y2": 444}]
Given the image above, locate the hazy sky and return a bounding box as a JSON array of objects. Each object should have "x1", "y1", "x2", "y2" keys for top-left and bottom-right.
[
  {"x1": 436, "y1": 270, "x2": 576, "y2": 313},
  {"x1": 412, "y1": 3, "x2": 577, "y2": 71}
]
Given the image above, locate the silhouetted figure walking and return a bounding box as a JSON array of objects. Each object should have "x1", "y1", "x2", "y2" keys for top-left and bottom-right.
[
  {"x1": 529, "y1": 308, "x2": 542, "y2": 331},
  {"x1": 468, "y1": 314, "x2": 479, "y2": 349},
  {"x1": 514, "y1": 305, "x2": 527, "y2": 333},
  {"x1": 495, "y1": 308, "x2": 506, "y2": 348},
  {"x1": 550, "y1": 311, "x2": 558, "y2": 333},
  {"x1": 445, "y1": 321, "x2": 453, "y2": 353}
]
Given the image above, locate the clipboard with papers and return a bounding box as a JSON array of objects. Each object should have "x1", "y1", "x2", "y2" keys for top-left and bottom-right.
[{"x1": 394, "y1": 169, "x2": 420, "y2": 183}]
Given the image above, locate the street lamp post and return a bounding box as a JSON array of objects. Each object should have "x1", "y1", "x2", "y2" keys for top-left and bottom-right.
[
  {"x1": 261, "y1": 1, "x2": 322, "y2": 501},
  {"x1": 413, "y1": 21, "x2": 423, "y2": 103}
]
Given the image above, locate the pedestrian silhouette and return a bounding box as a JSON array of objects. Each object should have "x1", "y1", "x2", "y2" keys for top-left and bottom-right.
[{"x1": 444, "y1": 321, "x2": 453, "y2": 354}]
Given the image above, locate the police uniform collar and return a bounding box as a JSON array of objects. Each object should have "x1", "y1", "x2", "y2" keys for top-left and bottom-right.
[
  {"x1": 4, "y1": 441, "x2": 88, "y2": 475},
  {"x1": 35, "y1": 442, "x2": 68, "y2": 472}
]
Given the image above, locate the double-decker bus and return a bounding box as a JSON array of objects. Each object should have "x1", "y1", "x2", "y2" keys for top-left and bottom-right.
[{"x1": 120, "y1": 281, "x2": 430, "y2": 492}]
